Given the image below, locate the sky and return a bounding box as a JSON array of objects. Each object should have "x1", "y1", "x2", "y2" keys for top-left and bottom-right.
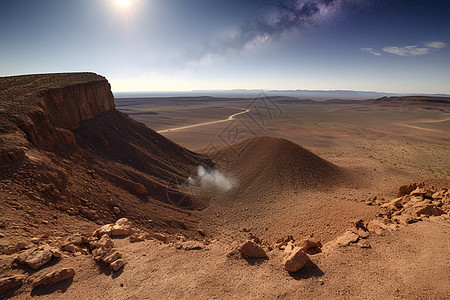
[{"x1": 0, "y1": 0, "x2": 449, "y2": 94}]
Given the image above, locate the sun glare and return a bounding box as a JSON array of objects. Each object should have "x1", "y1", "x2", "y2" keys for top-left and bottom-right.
[{"x1": 114, "y1": 0, "x2": 132, "y2": 8}]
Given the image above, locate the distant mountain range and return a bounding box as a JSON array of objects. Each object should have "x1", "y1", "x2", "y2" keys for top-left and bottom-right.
[{"x1": 114, "y1": 89, "x2": 450, "y2": 100}]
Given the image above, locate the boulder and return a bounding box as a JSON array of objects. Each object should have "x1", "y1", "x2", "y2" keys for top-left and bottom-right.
[
  {"x1": 367, "y1": 220, "x2": 388, "y2": 235},
  {"x1": 92, "y1": 234, "x2": 114, "y2": 249},
  {"x1": 0, "y1": 275, "x2": 26, "y2": 294},
  {"x1": 356, "y1": 240, "x2": 371, "y2": 248},
  {"x1": 129, "y1": 234, "x2": 145, "y2": 243},
  {"x1": 134, "y1": 183, "x2": 147, "y2": 195},
  {"x1": 31, "y1": 268, "x2": 75, "y2": 288},
  {"x1": 238, "y1": 240, "x2": 267, "y2": 258},
  {"x1": 397, "y1": 183, "x2": 417, "y2": 197},
  {"x1": 17, "y1": 246, "x2": 54, "y2": 270},
  {"x1": 110, "y1": 259, "x2": 124, "y2": 271},
  {"x1": 335, "y1": 231, "x2": 359, "y2": 246},
  {"x1": 296, "y1": 239, "x2": 322, "y2": 254},
  {"x1": 103, "y1": 251, "x2": 121, "y2": 264},
  {"x1": 111, "y1": 218, "x2": 133, "y2": 236},
  {"x1": 181, "y1": 241, "x2": 204, "y2": 250},
  {"x1": 414, "y1": 204, "x2": 445, "y2": 217},
  {"x1": 283, "y1": 247, "x2": 309, "y2": 272}
]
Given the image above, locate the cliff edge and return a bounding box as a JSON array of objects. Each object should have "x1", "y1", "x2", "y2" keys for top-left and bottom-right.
[{"x1": 0, "y1": 73, "x2": 115, "y2": 163}]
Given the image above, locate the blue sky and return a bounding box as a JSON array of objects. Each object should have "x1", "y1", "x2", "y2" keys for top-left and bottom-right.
[{"x1": 1, "y1": 0, "x2": 449, "y2": 93}]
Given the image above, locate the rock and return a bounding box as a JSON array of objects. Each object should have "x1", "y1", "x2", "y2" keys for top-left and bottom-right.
[
  {"x1": 181, "y1": 241, "x2": 204, "y2": 250},
  {"x1": 113, "y1": 206, "x2": 121, "y2": 214},
  {"x1": 94, "y1": 234, "x2": 115, "y2": 249},
  {"x1": 415, "y1": 205, "x2": 445, "y2": 217},
  {"x1": 67, "y1": 234, "x2": 86, "y2": 246},
  {"x1": 283, "y1": 247, "x2": 310, "y2": 272},
  {"x1": 397, "y1": 183, "x2": 418, "y2": 197},
  {"x1": 367, "y1": 220, "x2": 388, "y2": 235},
  {"x1": 110, "y1": 259, "x2": 124, "y2": 271},
  {"x1": 356, "y1": 228, "x2": 370, "y2": 239},
  {"x1": 134, "y1": 183, "x2": 147, "y2": 195},
  {"x1": 103, "y1": 251, "x2": 121, "y2": 264},
  {"x1": 0, "y1": 275, "x2": 26, "y2": 294},
  {"x1": 148, "y1": 232, "x2": 168, "y2": 243},
  {"x1": 335, "y1": 231, "x2": 359, "y2": 246},
  {"x1": 129, "y1": 234, "x2": 145, "y2": 243},
  {"x1": 17, "y1": 246, "x2": 53, "y2": 270},
  {"x1": 238, "y1": 240, "x2": 267, "y2": 258},
  {"x1": 381, "y1": 197, "x2": 404, "y2": 210},
  {"x1": 31, "y1": 268, "x2": 75, "y2": 288},
  {"x1": 296, "y1": 239, "x2": 322, "y2": 254},
  {"x1": 111, "y1": 218, "x2": 133, "y2": 236},
  {"x1": 392, "y1": 215, "x2": 419, "y2": 225},
  {"x1": 61, "y1": 243, "x2": 81, "y2": 253},
  {"x1": 356, "y1": 240, "x2": 371, "y2": 248},
  {"x1": 410, "y1": 188, "x2": 427, "y2": 197},
  {"x1": 93, "y1": 224, "x2": 114, "y2": 237}
]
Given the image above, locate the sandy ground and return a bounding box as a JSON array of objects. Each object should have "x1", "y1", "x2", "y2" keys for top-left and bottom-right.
[
  {"x1": 5, "y1": 217, "x2": 448, "y2": 300},
  {"x1": 1, "y1": 97, "x2": 449, "y2": 299}
]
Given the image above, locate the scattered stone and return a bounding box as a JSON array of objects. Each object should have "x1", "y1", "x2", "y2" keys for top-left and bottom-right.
[
  {"x1": 17, "y1": 246, "x2": 54, "y2": 270},
  {"x1": 356, "y1": 240, "x2": 371, "y2": 248},
  {"x1": 113, "y1": 206, "x2": 121, "y2": 214},
  {"x1": 283, "y1": 247, "x2": 309, "y2": 272},
  {"x1": 134, "y1": 183, "x2": 147, "y2": 195},
  {"x1": 367, "y1": 220, "x2": 387, "y2": 235},
  {"x1": 111, "y1": 218, "x2": 133, "y2": 236},
  {"x1": 30, "y1": 237, "x2": 40, "y2": 244},
  {"x1": 0, "y1": 275, "x2": 26, "y2": 294},
  {"x1": 414, "y1": 205, "x2": 445, "y2": 217},
  {"x1": 397, "y1": 183, "x2": 418, "y2": 197},
  {"x1": 181, "y1": 241, "x2": 204, "y2": 250},
  {"x1": 31, "y1": 268, "x2": 75, "y2": 288},
  {"x1": 238, "y1": 240, "x2": 267, "y2": 258},
  {"x1": 0, "y1": 233, "x2": 5, "y2": 239},
  {"x1": 129, "y1": 234, "x2": 145, "y2": 243},
  {"x1": 92, "y1": 234, "x2": 114, "y2": 249},
  {"x1": 110, "y1": 259, "x2": 124, "y2": 271},
  {"x1": 335, "y1": 231, "x2": 359, "y2": 246},
  {"x1": 296, "y1": 239, "x2": 322, "y2": 254},
  {"x1": 148, "y1": 232, "x2": 167, "y2": 243},
  {"x1": 103, "y1": 251, "x2": 121, "y2": 265},
  {"x1": 356, "y1": 228, "x2": 370, "y2": 239}
]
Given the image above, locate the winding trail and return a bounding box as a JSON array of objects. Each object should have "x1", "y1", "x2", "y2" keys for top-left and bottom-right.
[{"x1": 157, "y1": 107, "x2": 250, "y2": 133}]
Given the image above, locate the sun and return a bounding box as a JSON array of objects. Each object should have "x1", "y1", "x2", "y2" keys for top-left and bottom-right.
[{"x1": 114, "y1": 0, "x2": 132, "y2": 8}]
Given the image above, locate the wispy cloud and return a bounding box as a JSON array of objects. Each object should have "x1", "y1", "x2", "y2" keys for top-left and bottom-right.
[
  {"x1": 361, "y1": 41, "x2": 447, "y2": 57},
  {"x1": 425, "y1": 41, "x2": 447, "y2": 49},
  {"x1": 382, "y1": 45, "x2": 430, "y2": 56},
  {"x1": 360, "y1": 47, "x2": 381, "y2": 56}
]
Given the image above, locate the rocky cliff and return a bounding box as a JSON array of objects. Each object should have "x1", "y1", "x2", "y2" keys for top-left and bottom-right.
[{"x1": 0, "y1": 73, "x2": 115, "y2": 163}]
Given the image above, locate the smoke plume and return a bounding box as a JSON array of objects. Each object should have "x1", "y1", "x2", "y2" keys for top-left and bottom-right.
[{"x1": 188, "y1": 165, "x2": 235, "y2": 191}]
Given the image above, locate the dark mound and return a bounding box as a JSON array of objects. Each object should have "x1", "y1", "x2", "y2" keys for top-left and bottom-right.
[{"x1": 213, "y1": 136, "x2": 349, "y2": 195}]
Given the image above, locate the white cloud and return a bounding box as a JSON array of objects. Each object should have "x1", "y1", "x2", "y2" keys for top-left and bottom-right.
[
  {"x1": 425, "y1": 41, "x2": 447, "y2": 49},
  {"x1": 382, "y1": 45, "x2": 430, "y2": 56},
  {"x1": 360, "y1": 47, "x2": 381, "y2": 56},
  {"x1": 381, "y1": 41, "x2": 446, "y2": 56}
]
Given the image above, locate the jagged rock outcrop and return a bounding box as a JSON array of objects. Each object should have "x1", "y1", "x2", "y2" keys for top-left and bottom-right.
[{"x1": 0, "y1": 73, "x2": 114, "y2": 163}]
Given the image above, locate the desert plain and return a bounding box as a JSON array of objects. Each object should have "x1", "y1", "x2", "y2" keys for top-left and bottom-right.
[{"x1": 0, "y1": 74, "x2": 449, "y2": 299}]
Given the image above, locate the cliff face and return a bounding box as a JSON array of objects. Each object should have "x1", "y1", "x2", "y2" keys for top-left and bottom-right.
[
  {"x1": 0, "y1": 73, "x2": 115, "y2": 163},
  {"x1": 42, "y1": 80, "x2": 115, "y2": 130}
]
